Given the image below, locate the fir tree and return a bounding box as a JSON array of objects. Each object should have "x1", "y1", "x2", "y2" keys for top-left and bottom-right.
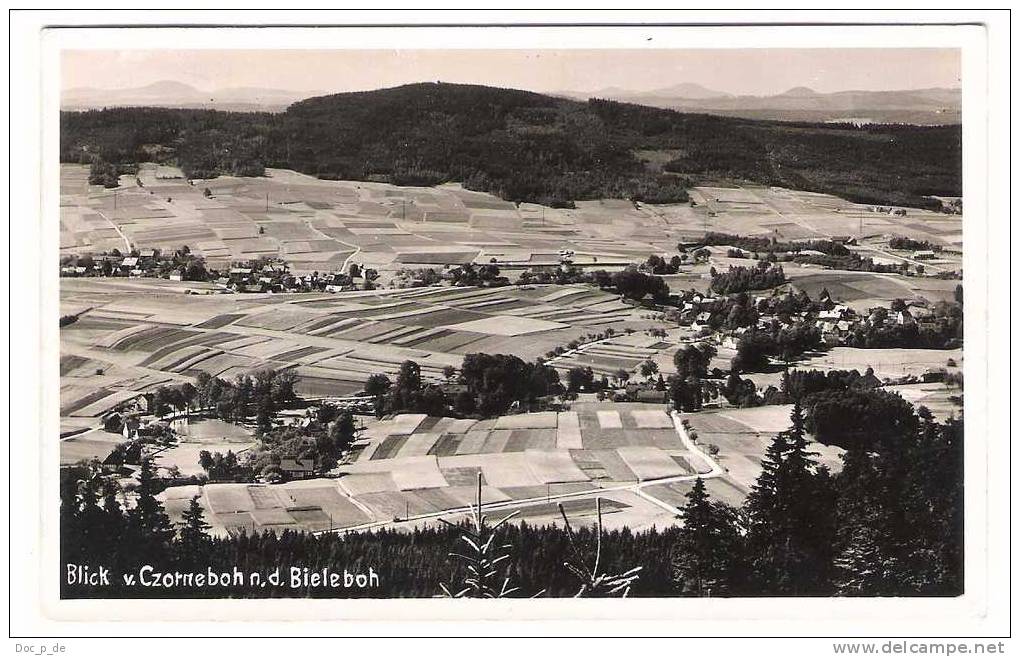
[
  {"x1": 832, "y1": 447, "x2": 903, "y2": 595},
  {"x1": 671, "y1": 478, "x2": 744, "y2": 596},
  {"x1": 744, "y1": 403, "x2": 836, "y2": 595},
  {"x1": 126, "y1": 458, "x2": 176, "y2": 565},
  {"x1": 176, "y1": 496, "x2": 212, "y2": 565}
]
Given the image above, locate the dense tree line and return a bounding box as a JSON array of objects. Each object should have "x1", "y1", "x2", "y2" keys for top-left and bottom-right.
[
  {"x1": 889, "y1": 237, "x2": 943, "y2": 252},
  {"x1": 62, "y1": 402, "x2": 962, "y2": 598},
  {"x1": 788, "y1": 252, "x2": 905, "y2": 274},
  {"x1": 778, "y1": 368, "x2": 878, "y2": 403},
  {"x1": 610, "y1": 266, "x2": 671, "y2": 302},
  {"x1": 671, "y1": 404, "x2": 962, "y2": 596},
  {"x1": 643, "y1": 254, "x2": 683, "y2": 275},
  {"x1": 730, "y1": 325, "x2": 823, "y2": 372},
  {"x1": 661, "y1": 118, "x2": 959, "y2": 210},
  {"x1": 62, "y1": 83, "x2": 959, "y2": 208},
  {"x1": 448, "y1": 263, "x2": 509, "y2": 288},
  {"x1": 710, "y1": 262, "x2": 786, "y2": 295},
  {"x1": 191, "y1": 369, "x2": 298, "y2": 431},
  {"x1": 804, "y1": 388, "x2": 921, "y2": 451},
  {"x1": 699, "y1": 232, "x2": 852, "y2": 257},
  {"x1": 62, "y1": 463, "x2": 679, "y2": 599},
  {"x1": 374, "y1": 355, "x2": 563, "y2": 419},
  {"x1": 88, "y1": 156, "x2": 121, "y2": 188}
]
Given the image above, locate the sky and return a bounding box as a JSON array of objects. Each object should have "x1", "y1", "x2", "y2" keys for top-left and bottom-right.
[{"x1": 62, "y1": 48, "x2": 961, "y2": 96}]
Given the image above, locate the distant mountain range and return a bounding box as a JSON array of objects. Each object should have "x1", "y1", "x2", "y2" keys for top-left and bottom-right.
[
  {"x1": 557, "y1": 84, "x2": 962, "y2": 124},
  {"x1": 61, "y1": 81, "x2": 324, "y2": 112},
  {"x1": 62, "y1": 80, "x2": 962, "y2": 124}
]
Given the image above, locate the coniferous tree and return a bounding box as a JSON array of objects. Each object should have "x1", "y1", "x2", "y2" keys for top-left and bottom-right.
[
  {"x1": 176, "y1": 496, "x2": 212, "y2": 566},
  {"x1": 743, "y1": 403, "x2": 837, "y2": 595},
  {"x1": 126, "y1": 458, "x2": 176, "y2": 565},
  {"x1": 671, "y1": 478, "x2": 745, "y2": 596},
  {"x1": 832, "y1": 447, "x2": 903, "y2": 595}
]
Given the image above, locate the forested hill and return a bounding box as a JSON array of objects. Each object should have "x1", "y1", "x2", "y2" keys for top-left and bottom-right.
[{"x1": 60, "y1": 82, "x2": 961, "y2": 209}]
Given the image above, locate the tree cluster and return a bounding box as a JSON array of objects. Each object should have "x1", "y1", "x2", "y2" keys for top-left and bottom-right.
[
  {"x1": 710, "y1": 262, "x2": 786, "y2": 295},
  {"x1": 374, "y1": 355, "x2": 563, "y2": 419},
  {"x1": 611, "y1": 266, "x2": 671, "y2": 302},
  {"x1": 192, "y1": 368, "x2": 298, "y2": 430},
  {"x1": 889, "y1": 237, "x2": 943, "y2": 252},
  {"x1": 671, "y1": 403, "x2": 962, "y2": 596},
  {"x1": 731, "y1": 325, "x2": 823, "y2": 373}
]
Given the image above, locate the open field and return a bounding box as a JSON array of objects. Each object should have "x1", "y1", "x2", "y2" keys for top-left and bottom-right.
[
  {"x1": 884, "y1": 382, "x2": 964, "y2": 421},
  {"x1": 61, "y1": 164, "x2": 676, "y2": 276},
  {"x1": 682, "y1": 405, "x2": 845, "y2": 495},
  {"x1": 62, "y1": 166, "x2": 963, "y2": 279},
  {"x1": 59, "y1": 277, "x2": 663, "y2": 433},
  {"x1": 170, "y1": 403, "x2": 723, "y2": 536},
  {"x1": 687, "y1": 185, "x2": 962, "y2": 249},
  {"x1": 60, "y1": 164, "x2": 963, "y2": 432},
  {"x1": 796, "y1": 347, "x2": 962, "y2": 381},
  {"x1": 784, "y1": 269, "x2": 961, "y2": 312},
  {"x1": 63, "y1": 166, "x2": 962, "y2": 538}
]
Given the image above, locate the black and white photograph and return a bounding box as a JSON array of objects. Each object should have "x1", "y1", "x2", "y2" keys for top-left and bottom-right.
[{"x1": 7, "y1": 9, "x2": 1012, "y2": 647}]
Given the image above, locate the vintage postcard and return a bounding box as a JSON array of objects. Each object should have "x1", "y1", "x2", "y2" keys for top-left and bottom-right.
[{"x1": 8, "y1": 12, "x2": 1010, "y2": 642}]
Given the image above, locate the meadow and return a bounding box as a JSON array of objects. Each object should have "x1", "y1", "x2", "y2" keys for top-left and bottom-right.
[{"x1": 157, "y1": 403, "x2": 723, "y2": 536}]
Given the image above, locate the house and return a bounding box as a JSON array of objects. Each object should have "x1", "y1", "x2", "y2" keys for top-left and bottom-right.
[
  {"x1": 437, "y1": 382, "x2": 469, "y2": 396},
  {"x1": 118, "y1": 257, "x2": 138, "y2": 272},
  {"x1": 851, "y1": 370, "x2": 883, "y2": 390},
  {"x1": 822, "y1": 334, "x2": 841, "y2": 347},
  {"x1": 168, "y1": 269, "x2": 184, "y2": 282},
  {"x1": 914, "y1": 250, "x2": 937, "y2": 260},
  {"x1": 922, "y1": 369, "x2": 947, "y2": 383},
  {"x1": 634, "y1": 389, "x2": 668, "y2": 403},
  {"x1": 121, "y1": 416, "x2": 141, "y2": 440},
  {"x1": 279, "y1": 457, "x2": 316, "y2": 480}
]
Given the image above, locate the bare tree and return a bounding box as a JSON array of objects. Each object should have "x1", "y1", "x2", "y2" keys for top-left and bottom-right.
[
  {"x1": 558, "y1": 498, "x2": 642, "y2": 597},
  {"x1": 439, "y1": 474, "x2": 522, "y2": 598}
]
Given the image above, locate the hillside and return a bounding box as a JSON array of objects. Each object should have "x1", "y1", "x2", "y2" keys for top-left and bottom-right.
[
  {"x1": 60, "y1": 82, "x2": 961, "y2": 209},
  {"x1": 561, "y1": 85, "x2": 962, "y2": 125}
]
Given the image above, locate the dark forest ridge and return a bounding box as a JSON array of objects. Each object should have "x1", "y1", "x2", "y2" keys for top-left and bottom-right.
[{"x1": 61, "y1": 82, "x2": 961, "y2": 210}]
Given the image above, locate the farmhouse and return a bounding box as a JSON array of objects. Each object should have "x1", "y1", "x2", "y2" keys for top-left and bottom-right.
[
  {"x1": 229, "y1": 267, "x2": 254, "y2": 283},
  {"x1": 914, "y1": 250, "x2": 937, "y2": 260},
  {"x1": 279, "y1": 457, "x2": 316, "y2": 480},
  {"x1": 851, "y1": 370, "x2": 883, "y2": 390}
]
